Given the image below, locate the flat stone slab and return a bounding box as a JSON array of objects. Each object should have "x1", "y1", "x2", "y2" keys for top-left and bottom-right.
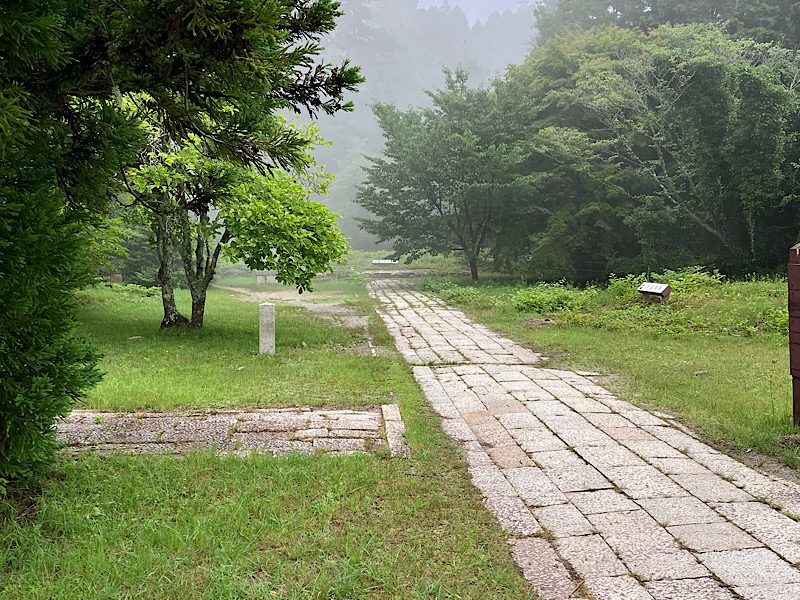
[
  {"x1": 58, "y1": 406, "x2": 409, "y2": 457},
  {"x1": 370, "y1": 279, "x2": 800, "y2": 598}
]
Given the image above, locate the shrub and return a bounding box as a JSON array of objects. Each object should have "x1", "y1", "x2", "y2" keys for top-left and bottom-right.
[
  {"x1": 0, "y1": 189, "x2": 101, "y2": 489},
  {"x1": 511, "y1": 283, "x2": 589, "y2": 313}
]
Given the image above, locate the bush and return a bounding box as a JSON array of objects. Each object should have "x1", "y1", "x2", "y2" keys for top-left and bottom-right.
[
  {"x1": 511, "y1": 283, "x2": 590, "y2": 313},
  {"x1": 0, "y1": 187, "x2": 101, "y2": 489},
  {"x1": 419, "y1": 278, "x2": 501, "y2": 308}
]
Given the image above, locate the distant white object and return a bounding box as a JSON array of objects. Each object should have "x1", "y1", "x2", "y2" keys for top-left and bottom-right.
[
  {"x1": 372, "y1": 259, "x2": 399, "y2": 265},
  {"x1": 259, "y1": 303, "x2": 275, "y2": 355},
  {"x1": 256, "y1": 271, "x2": 278, "y2": 285},
  {"x1": 637, "y1": 282, "x2": 671, "y2": 302}
]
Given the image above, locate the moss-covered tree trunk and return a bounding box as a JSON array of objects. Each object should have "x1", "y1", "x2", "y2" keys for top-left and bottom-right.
[{"x1": 155, "y1": 212, "x2": 189, "y2": 329}]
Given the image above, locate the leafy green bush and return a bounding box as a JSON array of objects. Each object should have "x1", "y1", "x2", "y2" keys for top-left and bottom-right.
[
  {"x1": 652, "y1": 266, "x2": 724, "y2": 298},
  {"x1": 606, "y1": 273, "x2": 647, "y2": 306},
  {"x1": 511, "y1": 283, "x2": 591, "y2": 313},
  {"x1": 420, "y1": 278, "x2": 501, "y2": 308},
  {"x1": 1, "y1": 189, "x2": 101, "y2": 489}
]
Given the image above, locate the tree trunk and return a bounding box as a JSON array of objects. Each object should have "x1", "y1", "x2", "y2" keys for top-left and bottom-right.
[
  {"x1": 189, "y1": 287, "x2": 206, "y2": 328},
  {"x1": 155, "y1": 213, "x2": 189, "y2": 329},
  {"x1": 468, "y1": 255, "x2": 479, "y2": 282}
]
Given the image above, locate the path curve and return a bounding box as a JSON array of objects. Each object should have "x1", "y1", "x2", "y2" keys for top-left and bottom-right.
[{"x1": 370, "y1": 279, "x2": 800, "y2": 600}]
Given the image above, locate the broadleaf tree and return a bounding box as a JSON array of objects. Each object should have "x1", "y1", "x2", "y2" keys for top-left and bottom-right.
[
  {"x1": 356, "y1": 69, "x2": 538, "y2": 281},
  {"x1": 125, "y1": 122, "x2": 347, "y2": 328}
]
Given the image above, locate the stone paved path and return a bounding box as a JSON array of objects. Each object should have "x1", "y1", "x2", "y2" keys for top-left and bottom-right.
[
  {"x1": 369, "y1": 279, "x2": 800, "y2": 600},
  {"x1": 58, "y1": 405, "x2": 409, "y2": 457}
]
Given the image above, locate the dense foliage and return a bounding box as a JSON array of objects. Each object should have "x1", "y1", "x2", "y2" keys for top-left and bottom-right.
[
  {"x1": 359, "y1": 23, "x2": 800, "y2": 281},
  {"x1": 126, "y1": 123, "x2": 347, "y2": 328},
  {"x1": 1, "y1": 0, "x2": 359, "y2": 484},
  {"x1": 421, "y1": 268, "x2": 788, "y2": 338},
  {"x1": 535, "y1": 0, "x2": 800, "y2": 46}
]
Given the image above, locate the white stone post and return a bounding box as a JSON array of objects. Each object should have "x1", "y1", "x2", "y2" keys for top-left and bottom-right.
[
  {"x1": 259, "y1": 303, "x2": 275, "y2": 355},
  {"x1": 256, "y1": 274, "x2": 266, "y2": 285}
]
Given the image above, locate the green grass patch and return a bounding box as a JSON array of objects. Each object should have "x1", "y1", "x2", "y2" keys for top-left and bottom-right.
[
  {"x1": 1, "y1": 281, "x2": 535, "y2": 599},
  {"x1": 77, "y1": 284, "x2": 399, "y2": 412}
]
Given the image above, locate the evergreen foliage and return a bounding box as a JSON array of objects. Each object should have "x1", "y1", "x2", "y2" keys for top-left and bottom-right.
[{"x1": 0, "y1": 0, "x2": 359, "y2": 484}]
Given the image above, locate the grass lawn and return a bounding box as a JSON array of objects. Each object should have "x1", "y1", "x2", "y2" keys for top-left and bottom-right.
[
  {"x1": 423, "y1": 274, "x2": 800, "y2": 472},
  {"x1": 0, "y1": 281, "x2": 536, "y2": 600}
]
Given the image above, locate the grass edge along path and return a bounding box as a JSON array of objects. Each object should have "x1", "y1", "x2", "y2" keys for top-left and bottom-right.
[
  {"x1": 431, "y1": 277, "x2": 800, "y2": 474},
  {"x1": 0, "y1": 282, "x2": 538, "y2": 600}
]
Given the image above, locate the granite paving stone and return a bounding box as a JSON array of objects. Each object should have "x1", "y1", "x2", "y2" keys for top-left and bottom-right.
[
  {"x1": 713, "y1": 501, "x2": 800, "y2": 563},
  {"x1": 734, "y1": 583, "x2": 800, "y2": 600},
  {"x1": 556, "y1": 534, "x2": 628, "y2": 578},
  {"x1": 645, "y1": 578, "x2": 736, "y2": 600},
  {"x1": 535, "y1": 503, "x2": 594, "y2": 537},
  {"x1": 699, "y1": 548, "x2": 800, "y2": 587},
  {"x1": 573, "y1": 444, "x2": 647, "y2": 467},
  {"x1": 497, "y1": 412, "x2": 545, "y2": 430},
  {"x1": 621, "y1": 550, "x2": 709, "y2": 581},
  {"x1": 647, "y1": 457, "x2": 714, "y2": 475},
  {"x1": 620, "y1": 439, "x2": 687, "y2": 459},
  {"x1": 568, "y1": 489, "x2": 639, "y2": 515},
  {"x1": 589, "y1": 510, "x2": 683, "y2": 557},
  {"x1": 487, "y1": 444, "x2": 532, "y2": 469},
  {"x1": 514, "y1": 430, "x2": 569, "y2": 453},
  {"x1": 585, "y1": 576, "x2": 656, "y2": 600},
  {"x1": 510, "y1": 538, "x2": 577, "y2": 600},
  {"x1": 637, "y1": 496, "x2": 725, "y2": 526},
  {"x1": 469, "y1": 464, "x2": 518, "y2": 498},
  {"x1": 667, "y1": 522, "x2": 763, "y2": 552},
  {"x1": 546, "y1": 465, "x2": 613, "y2": 493},
  {"x1": 600, "y1": 466, "x2": 690, "y2": 499},
  {"x1": 504, "y1": 466, "x2": 568, "y2": 506},
  {"x1": 483, "y1": 497, "x2": 542, "y2": 536},
  {"x1": 669, "y1": 473, "x2": 753, "y2": 503},
  {"x1": 531, "y1": 449, "x2": 588, "y2": 470}
]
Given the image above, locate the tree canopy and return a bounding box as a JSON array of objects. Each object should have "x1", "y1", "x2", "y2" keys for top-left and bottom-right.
[{"x1": 357, "y1": 23, "x2": 800, "y2": 281}]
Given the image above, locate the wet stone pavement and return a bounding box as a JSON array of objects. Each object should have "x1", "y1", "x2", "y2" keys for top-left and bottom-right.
[
  {"x1": 57, "y1": 405, "x2": 409, "y2": 458},
  {"x1": 369, "y1": 279, "x2": 800, "y2": 600}
]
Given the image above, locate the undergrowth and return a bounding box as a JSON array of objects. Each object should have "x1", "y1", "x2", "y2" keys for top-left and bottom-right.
[{"x1": 420, "y1": 267, "x2": 788, "y2": 337}]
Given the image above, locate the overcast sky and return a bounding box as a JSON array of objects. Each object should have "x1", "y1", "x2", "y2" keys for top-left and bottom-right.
[{"x1": 418, "y1": 0, "x2": 531, "y2": 25}]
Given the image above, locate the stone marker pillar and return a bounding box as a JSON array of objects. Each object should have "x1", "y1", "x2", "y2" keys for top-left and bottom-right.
[
  {"x1": 789, "y1": 244, "x2": 800, "y2": 425},
  {"x1": 256, "y1": 274, "x2": 266, "y2": 285},
  {"x1": 259, "y1": 303, "x2": 275, "y2": 355}
]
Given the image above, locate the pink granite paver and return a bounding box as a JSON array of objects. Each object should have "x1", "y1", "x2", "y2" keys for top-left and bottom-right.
[{"x1": 369, "y1": 279, "x2": 800, "y2": 600}]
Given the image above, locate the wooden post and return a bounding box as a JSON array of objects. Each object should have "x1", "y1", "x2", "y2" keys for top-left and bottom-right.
[{"x1": 789, "y1": 244, "x2": 800, "y2": 425}]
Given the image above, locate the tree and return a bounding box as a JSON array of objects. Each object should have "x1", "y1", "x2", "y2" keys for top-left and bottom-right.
[
  {"x1": 356, "y1": 69, "x2": 535, "y2": 281},
  {"x1": 1, "y1": 0, "x2": 360, "y2": 485},
  {"x1": 505, "y1": 24, "x2": 800, "y2": 276},
  {"x1": 126, "y1": 124, "x2": 348, "y2": 328},
  {"x1": 535, "y1": 0, "x2": 800, "y2": 47}
]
